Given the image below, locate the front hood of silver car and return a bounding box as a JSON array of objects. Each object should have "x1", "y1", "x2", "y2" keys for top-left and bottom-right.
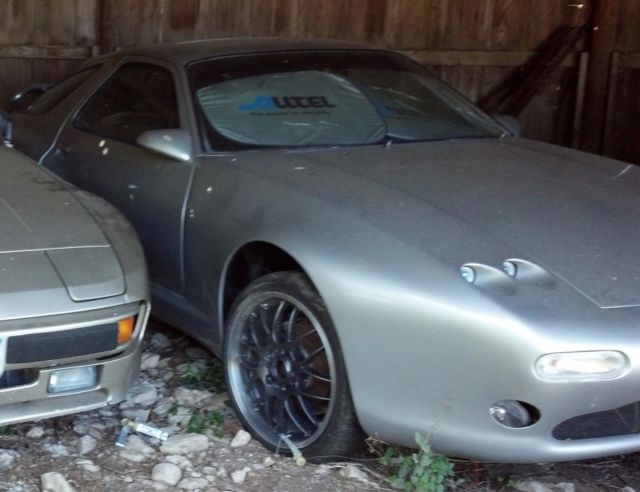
[
  {"x1": 238, "y1": 138, "x2": 640, "y2": 308},
  {"x1": 0, "y1": 147, "x2": 108, "y2": 252},
  {"x1": 0, "y1": 148, "x2": 125, "y2": 311}
]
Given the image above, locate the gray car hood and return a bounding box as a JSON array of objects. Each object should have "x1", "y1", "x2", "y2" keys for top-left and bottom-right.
[
  {"x1": 0, "y1": 148, "x2": 124, "y2": 316},
  {"x1": 240, "y1": 138, "x2": 640, "y2": 309}
]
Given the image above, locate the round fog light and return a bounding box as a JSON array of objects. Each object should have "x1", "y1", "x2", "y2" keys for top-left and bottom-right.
[{"x1": 490, "y1": 400, "x2": 535, "y2": 428}]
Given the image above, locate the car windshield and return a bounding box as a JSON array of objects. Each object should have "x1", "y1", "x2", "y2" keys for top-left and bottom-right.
[{"x1": 188, "y1": 50, "x2": 504, "y2": 150}]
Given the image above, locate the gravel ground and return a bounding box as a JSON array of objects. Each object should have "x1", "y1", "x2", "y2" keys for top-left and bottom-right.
[{"x1": 2, "y1": 320, "x2": 640, "y2": 492}]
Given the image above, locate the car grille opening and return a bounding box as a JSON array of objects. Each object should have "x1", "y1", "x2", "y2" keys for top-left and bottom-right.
[
  {"x1": 6, "y1": 322, "x2": 119, "y2": 364},
  {"x1": 553, "y1": 401, "x2": 640, "y2": 440}
]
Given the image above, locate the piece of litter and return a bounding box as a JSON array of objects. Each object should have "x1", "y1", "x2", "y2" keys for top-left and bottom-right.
[{"x1": 115, "y1": 419, "x2": 170, "y2": 447}]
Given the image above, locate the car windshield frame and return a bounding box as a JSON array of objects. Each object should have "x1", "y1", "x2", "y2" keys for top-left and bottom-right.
[{"x1": 187, "y1": 49, "x2": 505, "y2": 152}]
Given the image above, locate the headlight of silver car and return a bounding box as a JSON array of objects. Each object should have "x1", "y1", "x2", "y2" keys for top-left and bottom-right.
[{"x1": 535, "y1": 351, "x2": 627, "y2": 381}]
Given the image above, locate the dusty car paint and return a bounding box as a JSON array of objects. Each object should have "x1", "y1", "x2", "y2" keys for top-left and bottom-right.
[
  {"x1": 7, "y1": 38, "x2": 640, "y2": 462},
  {"x1": 0, "y1": 147, "x2": 149, "y2": 424}
]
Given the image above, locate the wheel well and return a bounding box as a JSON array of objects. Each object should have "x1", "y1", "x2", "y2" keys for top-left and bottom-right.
[{"x1": 222, "y1": 241, "x2": 303, "y2": 325}]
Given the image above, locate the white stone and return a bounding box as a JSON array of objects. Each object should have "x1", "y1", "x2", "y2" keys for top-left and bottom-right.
[
  {"x1": 127, "y1": 382, "x2": 158, "y2": 406},
  {"x1": 339, "y1": 464, "x2": 371, "y2": 484},
  {"x1": 41, "y1": 472, "x2": 76, "y2": 492},
  {"x1": 119, "y1": 435, "x2": 156, "y2": 462},
  {"x1": 173, "y1": 387, "x2": 214, "y2": 407},
  {"x1": 118, "y1": 450, "x2": 148, "y2": 463},
  {"x1": 178, "y1": 477, "x2": 210, "y2": 490},
  {"x1": 161, "y1": 434, "x2": 209, "y2": 454},
  {"x1": 153, "y1": 399, "x2": 175, "y2": 417},
  {"x1": 76, "y1": 459, "x2": 100, "y2": 473},
  {"x1": 151, "y1": 332, "x2": 171, "y2": 350},
  {"x1": 0, "y1": 450, "x2": 18, "y2": 471},
  {"x1": 122, "y1": 408, "x2": 151, "y2": 422},
  {"x1": 141, "y1": 352, "x2": 161, "y2": 370},
  {"x1": 515, "y1": 481, "x2": 576, "y2": 492},
  {"x1": 152, "y1": 463, "x2": 182, "y2": 486},
  {"x1": 165, "y1": 454, "x2": 193, "y2": 469},
  {"x1": 42, "y1": 443, "x2": 69, "y2": 457},
  {"x1": 230, "y1": 467, "x2": 251, "y2": 484},
  {"x1": 26, "y1": 426, "x2": 45, "y2": 439},
  {"x1": 263, "y1": 456, "x2": 276, "y2": 467},
  {"x1": 554, "y1": 484, "x2": 576, "y2": 492},
  {"x1": 77, "y1": 435, "x2": 97, "y2": 455},
  {"x1": 124, "y1": 435, "x2": 156, "y2": 455},
  {"x1": 168, "y1": 407, "x2": 192, "y2": 426},
  {"x1": 230, "y1": 429, "x2": 252, "y2": 448}
]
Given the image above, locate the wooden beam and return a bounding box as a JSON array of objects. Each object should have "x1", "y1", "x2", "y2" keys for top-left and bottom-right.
[
  {"x1": 602, "y1": 51, "x2": 621, "y2": 155},
  {"x1": 400, "y1": 49, "x2": 579, "y2": 68},
  {"x1": 620, "y1": 52, "x2": 640, "y2": 69},
  {"x1": 579, "y1": 0, "x2": 620, "y2": 154},
  {"x1": 0, "y1": 45, "x2": 93, "y2": 60}
]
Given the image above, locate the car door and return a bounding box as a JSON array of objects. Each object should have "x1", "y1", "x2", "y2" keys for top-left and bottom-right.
[{"x1": 42, "y1": 60, "x2": 194, "y2": 294}]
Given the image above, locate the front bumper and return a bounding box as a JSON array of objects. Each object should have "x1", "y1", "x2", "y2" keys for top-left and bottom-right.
[{"x1": 0, "y1": 301, "x2": 149, "y2": 425}]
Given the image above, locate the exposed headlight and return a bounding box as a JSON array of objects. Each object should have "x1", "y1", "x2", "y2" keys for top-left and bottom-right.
[
  {"x1": 535, "y1": 351, "x2": 627, "y2": 381},
  {"x1": 460, "y1": 265, "x2": 476, "y2": 283},
  {"x1": 502, "y1": 260, "x2": 517, "y2": 277}
]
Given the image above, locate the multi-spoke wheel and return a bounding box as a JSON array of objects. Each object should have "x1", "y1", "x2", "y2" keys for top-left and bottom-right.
[{"x1": 224, "y1": 271, "x2": 363, "y2": 460}]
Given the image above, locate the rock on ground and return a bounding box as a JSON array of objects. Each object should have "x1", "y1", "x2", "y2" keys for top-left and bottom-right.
[
  {"x1": 152, "y1": 462, "x2": 183, "y2": 486},
  {"x1": 41, "y1": 472, "x2": 76, "y2": 492},
  {"x1": 160, "y1": 434, "x2": 209, "y2": 455}
]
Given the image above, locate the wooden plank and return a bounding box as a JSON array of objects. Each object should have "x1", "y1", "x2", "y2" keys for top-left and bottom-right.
[
  {"x1": 49, "y1": 0, "x2": 78, "y2": 45},
  {"x1": 0, "y1": 45, "x2": 92, "y2": 59},
  {"x1": 613, "y1": 0, "x2": 640, "y2": 52},
  {"x1": 162, "y1": 0, "x2": 198, "y2": 42},
  {"x1": 571, "y1": 51, "x2": 589, "y2": 148},
  {"x1": 402, "y1": 49, "x2": 579, "y2": 67},
  {"x1": 620, "y1": 52, "x2": 640, "y2": 69},
  {"x1": 579, "y1": 0, "x2": 620, "y2": 153},
  {"x1": 602, "y1": 51, "x2": 621, "y2": 155},
  {"x1": 441, "y1": 0, "x2": 492, "y2": 50},
  {"x1": 75, "y1": 0, "x2": 100, "y2": 46}
]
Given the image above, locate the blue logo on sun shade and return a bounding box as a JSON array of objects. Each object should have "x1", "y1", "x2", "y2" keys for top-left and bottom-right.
[
  {"x1": 238, "y1": 95, "x2": 336, "y2": 111},
  {"x1": 238, "y1": 96, "x2": 276, "y2": 111}
]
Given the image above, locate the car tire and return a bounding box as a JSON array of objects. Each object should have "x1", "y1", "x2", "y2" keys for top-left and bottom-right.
[{"x1": 224, "y1": 271, "x2": 364, "y2": 461}]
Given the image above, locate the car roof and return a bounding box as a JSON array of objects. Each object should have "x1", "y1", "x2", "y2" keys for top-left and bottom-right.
[{"x1": 97, "y1": 38, "x2": 384, "y2": 66}]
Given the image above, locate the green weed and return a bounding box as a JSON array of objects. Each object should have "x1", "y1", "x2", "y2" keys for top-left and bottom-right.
[
  {"x1": 181, "y1": 359, "x2": 224, "y2": 392},
  {"x1": 186, "y1": 410, "x2": 224, "y2": 438},
  {"x1": 380, "y1": 434, "x2": 454, "y2": 492}
]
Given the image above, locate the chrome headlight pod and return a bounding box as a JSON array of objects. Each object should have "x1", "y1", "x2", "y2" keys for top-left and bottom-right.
[{"x1": 535, "y1": 351, "x2": 628, "y2": 381}]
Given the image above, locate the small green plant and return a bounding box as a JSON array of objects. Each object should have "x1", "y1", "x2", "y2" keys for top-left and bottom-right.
[
  {"x1": 0, "y1": 425, "x2": 16, "y2": 435},
  {"x1": 380, "y1": 434, "x2": 454, "y2": 492},
  {"x1": 186, "y1": 410, "x2": 225, "y2": 438},
  {"x1": 181, "y1": 359, "x2": 224, "y2": 391}
]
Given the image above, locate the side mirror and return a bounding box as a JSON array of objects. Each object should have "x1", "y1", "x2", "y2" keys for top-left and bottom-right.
[
  {"x1": 0, "y1": 110, "x2": 13, "y2": 147},
  {"x1": 493, "y1": 115, "x2": 521, "y2": 137},
  {"x1": 9, "y1": 83, "x2": 53, "y2": 112},
  {"x1": 136, "y1": 129, "x2": 192, "y2": 162}
]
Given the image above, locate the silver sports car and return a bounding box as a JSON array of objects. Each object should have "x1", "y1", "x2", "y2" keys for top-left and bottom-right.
[
  {"x1": 0, "y1": 146, "x2": 149, "y2": 425},
  {"x1": 5, "y1": 38, "x2": 640, "y2": 462}
]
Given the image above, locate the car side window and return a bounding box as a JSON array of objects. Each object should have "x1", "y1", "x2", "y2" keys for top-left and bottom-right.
[
  {"x1": 74, "y1": 63, "x2": 180, "y2": 144},
  {"x1": 25, "y1": 67, "x2": 100, "y2": 115}
]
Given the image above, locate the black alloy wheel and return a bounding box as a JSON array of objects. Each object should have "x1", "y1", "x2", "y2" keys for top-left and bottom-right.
[{"x1": 224, "y1": 271, "x2": 363, "y2": 460}]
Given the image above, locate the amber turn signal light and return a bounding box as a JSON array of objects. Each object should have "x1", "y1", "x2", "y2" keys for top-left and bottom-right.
[{"x1": 117, "y1": 316, "x2": 135, "y2": 344}]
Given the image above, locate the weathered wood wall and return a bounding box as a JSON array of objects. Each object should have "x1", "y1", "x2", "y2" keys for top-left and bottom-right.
[{"x1": 0, "y1": 0, "x2": 638, "y2": 162}]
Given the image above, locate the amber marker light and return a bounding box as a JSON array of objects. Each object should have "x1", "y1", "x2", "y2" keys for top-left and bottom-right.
[{"x1": 117, "y1": 316, "x2": 135, "y2": 344}]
